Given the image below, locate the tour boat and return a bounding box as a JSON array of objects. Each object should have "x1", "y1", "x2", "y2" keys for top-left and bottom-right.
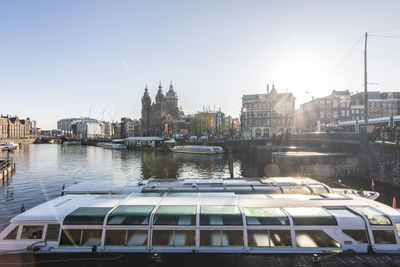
[
  {"x1": 170, "y1": 145, "x2": 222, "y2": 155},
  {"x1": 0, "y1": 187, "x2": 399, "y2": 255},
  {"x1": 0, "y1": 177, "x2": 392, "y2": 257}
]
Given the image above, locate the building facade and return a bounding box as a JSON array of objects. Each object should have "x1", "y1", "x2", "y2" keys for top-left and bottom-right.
[
  {"x1": 141, "y1": 82, "x2": 183, "y2": 136},
  {"x1": 297, "y1": 90, "x2": 351, "y2": 132},
  {"x1": 0, "y1": 115, "x2": 30, "y2": 139},
  {"x1": 350, "y1": 91, "x2": 400, "y2": 121},
  {"x1": 112, "y1": 118, "x2": 140, "y2": 139},
  {"x1": 58, "y1": 118, "x2": 111, "y2": 138},
  {"x1": 241, "y1": 84, "x2": 295, "y2": 138},
  {"x1": 208, "y1": 109, "x2": 225, "y2": 136}
]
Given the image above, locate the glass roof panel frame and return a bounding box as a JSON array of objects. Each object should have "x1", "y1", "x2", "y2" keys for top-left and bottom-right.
[{"x1": 63, "y1": 207, "x2": 113, "y2": 226}]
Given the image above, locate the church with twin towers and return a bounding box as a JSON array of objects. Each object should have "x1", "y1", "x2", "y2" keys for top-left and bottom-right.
[{"x1": 141, "y1": 81, "x2": 184, "y2": 136}]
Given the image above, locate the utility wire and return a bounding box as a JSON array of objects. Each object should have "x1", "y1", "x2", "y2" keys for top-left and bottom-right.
[
  {"x1": 329, "y1": 35, "x2": 363, "y2": 73},
  {"x1": 370, "y1": 25, "x2": 400, "y2": 34},
  {"x1": 369, "y1": 34, "x2": 400, "y2": 39}
]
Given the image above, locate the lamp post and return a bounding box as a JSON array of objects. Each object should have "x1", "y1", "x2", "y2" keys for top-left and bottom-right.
[{"x1": 364, "y1": 32, "x2": 369, "y2": 125}]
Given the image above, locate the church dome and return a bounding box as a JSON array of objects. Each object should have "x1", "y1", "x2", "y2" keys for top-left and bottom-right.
[{"x1": 165, "y1": 81, "x2": 178, "y2": 99}]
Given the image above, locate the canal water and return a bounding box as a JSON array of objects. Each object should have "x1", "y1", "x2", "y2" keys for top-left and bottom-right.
[{"x1": 0, "y1": 144, "x2": 398, "y2": 231}]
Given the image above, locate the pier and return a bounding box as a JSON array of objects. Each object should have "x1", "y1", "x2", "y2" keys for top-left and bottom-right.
[{"x1": 0, "y1": 158, "x2": 15, "y2": 181}]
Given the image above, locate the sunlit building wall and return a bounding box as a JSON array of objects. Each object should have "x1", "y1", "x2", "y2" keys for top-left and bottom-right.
[{"x1": 241, "y1": 84, "x2": 295, "y2": 138}]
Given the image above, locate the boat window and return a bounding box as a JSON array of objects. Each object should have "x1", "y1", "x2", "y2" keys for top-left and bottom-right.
[
  {"x1": 284, "y1": 207, "x2": 337, "y2": 225},
  {"x1": 45, "y1": 224, "x2": 60, "y2": 241},
  {"x1": 21, "y1": 225, "x2": 44, "y2": 239},
  {"x1": 154, "y1": 206, "x2": 196, "y2": 225},
  {"x1": 252, "y1": 186, "x2": 282, "y2": 194},
  {"x1": 60, "y1": 229, "x2": 82, "y2": 246},
  {"x1": 63, "y1": 207, "x2": 112, "y2": 225},
  {"x1": 247, "y1": 230, "x2": 291, "y2": 247},
  {"x1": 105, "y1": 230, "x2": 127, "y2": 246},
  {"x1": 247, "y1": 230, "x2": 269, "y2": 246},
  {"x1": 200, "y1": 230, "x2": 243, "y2": 246},
  {"x1": 200, "y1": 206, "x2": 242, "y2": 225},
  {"x1": 243, "y1": 208, "x2": 289, "y2": 225},
  {"x1": 308, "y1": 185, "x2": 329, "y2": 194},
  {"x1": 396, "y1": 223, "x2": 400, "y2": 237},
  {"x1": 342, "y1": 230, "x2": 368, "y2": 243},
  {"x1": 295, "y1": 230, "x2": 341, "y2": 248},
  {"x1": 127, "y1": 230, "x2": 148, "y2": 246},
  {"x1": 105, "y1": 230, "x2": 148, "y2": 246},
  {"x1": 352, "y1": 206, "x2": 392, "y2": 225},
  {"x1": 60, "y1": 229, "x2": 102, "y2": 246},
  {"x1": 270, "y1": 230, "x2": 292, "y2": 247},
  {"x1": 280, "y1": 186, "x2": 311, "y2": 195},
  {"x1": 81, "y1": 229, "x2": 102, "y2": 246},
  {"x1": 4, "y1": 226, "x2": 19, "y2": 240},
  {"x1": 372, "y1": 230, "x2": 397, "y2": 244},
  {"x1": 152, "y1": 230, "x2": 195, "y2": 246},
  {"x1": 107, "y1": 205, "x2": 154, "y2": 225}
]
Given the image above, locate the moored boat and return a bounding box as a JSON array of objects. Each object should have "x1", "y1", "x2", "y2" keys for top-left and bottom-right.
[
  {"x1": 103, "y1": 143, "x2": 127, "y2": 150},
  {"x1": 0, "y1": 143, "x2": 19, "y2": 151},
  {"x1": 170, "y1": 145, "x2": 218, "y2": 155},
  {"x1": 0, "y1": 186, "x2": 399, "y2": 255}
]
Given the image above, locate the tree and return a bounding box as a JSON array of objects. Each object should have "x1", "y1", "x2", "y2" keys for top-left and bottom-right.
[{"x1": 189, "y1": 112, "x2": 214, "y2": 136}]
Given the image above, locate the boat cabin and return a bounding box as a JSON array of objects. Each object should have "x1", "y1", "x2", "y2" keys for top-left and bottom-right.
[{"x1": 1, "y1": 192, "x2": 400, "y2": 254}]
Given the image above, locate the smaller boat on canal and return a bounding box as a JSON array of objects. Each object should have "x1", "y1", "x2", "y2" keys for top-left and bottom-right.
[
  {"x1": 103, "y1": 143, "x2": 127, "y2": 150},
  {"x1": 63, "y1": 141, "x2": 80, "y2": 146},
  {"x1": 0, "y1": 143, "x2": 19, "y2": 152},
  {"x1": 98, "y1": 139, "x2": 127, "y2": 150},
  {"x1": 171, "y1": 145, "x2": 223, "y2": 155}
]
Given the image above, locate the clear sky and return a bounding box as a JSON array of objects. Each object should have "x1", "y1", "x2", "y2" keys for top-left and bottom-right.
[{"x1": 1, "y1": 0, "x2": 400, "y2": 129}]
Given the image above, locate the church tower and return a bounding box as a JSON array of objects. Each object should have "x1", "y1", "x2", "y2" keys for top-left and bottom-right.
[
  {"x1": 156, "y1": 82, "x2": 165, "y2": 104},
  {"x1": 153, "y1": 82, "x2": 166, "y2": 136},
  {"x1": 141, "y1": 85, "x2": 151, "y2": 136},
  {"x1": 165, "y1": 81, "x2": 179, "y2": 118}
]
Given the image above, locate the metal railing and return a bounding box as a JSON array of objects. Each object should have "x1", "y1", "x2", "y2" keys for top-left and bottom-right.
[{"x1": 0, "y1": 157, "x2": 15, "y2": 172}]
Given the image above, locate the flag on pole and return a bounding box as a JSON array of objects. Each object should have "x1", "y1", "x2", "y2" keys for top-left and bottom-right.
[
  {"x1": 393, "y1": 197, "x2": 396, "y2": 209},
  {"x1": 371, "y1": 179, "x2": 375, "y2": 191},
  {"x1": 165, "y1": 123, "x2": 168, "y2": 133}
]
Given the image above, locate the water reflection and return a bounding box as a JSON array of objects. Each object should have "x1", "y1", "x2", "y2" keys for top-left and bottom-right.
[{"x1": 0, "y1": 144, "x2": 398, "y2": 231}]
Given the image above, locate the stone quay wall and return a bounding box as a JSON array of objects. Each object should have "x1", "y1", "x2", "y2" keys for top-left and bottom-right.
[{"x1": 368, "y1": 142, "x2": 400, "y2": 186}]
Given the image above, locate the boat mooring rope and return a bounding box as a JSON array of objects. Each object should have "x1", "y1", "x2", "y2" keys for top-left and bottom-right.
[{"x1": 0, "y1": 254, "x2": 124, "y2": 265}]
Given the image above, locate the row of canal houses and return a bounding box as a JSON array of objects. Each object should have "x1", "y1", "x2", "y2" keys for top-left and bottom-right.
[{"x1": 0, "y1": 115, "x2": 30, "y2": 139}]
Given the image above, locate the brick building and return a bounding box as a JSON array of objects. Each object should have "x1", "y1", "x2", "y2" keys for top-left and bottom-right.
[{"x1": 0, "y1": 115, "x2": 31, "y2": 139}]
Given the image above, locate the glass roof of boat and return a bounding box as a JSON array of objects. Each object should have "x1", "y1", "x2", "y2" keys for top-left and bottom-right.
[
  {"x1": 284, "y1": 207, "x2": 337, "y2": 226},
  {"x1": 154, "y1": 205, "x2": 196, "y2": 225},
  {"x1": 131, "y1": 192, "x2": 164, "y2": 197},
  {"x1": 95, "y1": 195, "x2": 127, "y2": 199},
  {"x1": 351, "y1": 206, "x2": 392, "y2": 225},
  {"x1": 243, "y1": 207, "x2": 289, "y2": 225},
  {"x1": 64, "y1": 207, "x2": 112, "y2": 225},
  {"x1": 236, "y1": 194, "x2": 268, "y2": 199},
  {"x1": 166, "y1": 192, "x2": 234, "y2": 197},
  {"x1": 200, "y1": 205, "x2": 242, "y2": 226},
  {"x1": 107, "y1": 205, "x2": 154, "y2": 225},
  {"x1": 324, "y1": 207, "x2": 360, "y2": 218}
]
